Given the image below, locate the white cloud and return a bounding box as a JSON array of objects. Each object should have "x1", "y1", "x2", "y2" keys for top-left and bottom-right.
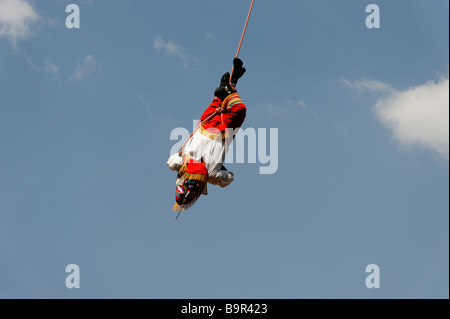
[
  {"x1": 374, "y1": 76, "x2": 449, "y2": 160},
  {"x1": 153, "y1": 36, "x2": 199, "y2": 69},
  {"x1": 345, "y1": 76, "x2": 449, "y2": 160},
  {"x1": 206, "y1": 33, "x2": 215, "y2": 40},
  {"x1": 69, "y1": 55, "x2": 103, "y2": 81},
  {"x1": 0, "y1": 0, "x2": 39, "y2": 44},
  {"x1": 0, "y1": 0, "x2": 59, "y2": 74}
]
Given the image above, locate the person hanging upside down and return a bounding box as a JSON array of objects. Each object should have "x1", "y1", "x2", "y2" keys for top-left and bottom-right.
[{"x1": 167, "y1": 58, "x2": 247, "y2": 212}]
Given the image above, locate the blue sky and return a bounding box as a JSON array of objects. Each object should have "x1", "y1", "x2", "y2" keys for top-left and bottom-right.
[{"x1": 0, "y1": 0, "x2": 448, "y2": 299}]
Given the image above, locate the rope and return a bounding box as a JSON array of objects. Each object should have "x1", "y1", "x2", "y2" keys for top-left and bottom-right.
[
  {"x1": 230, "y1": 0, "x2": 255, "y2": 84},
  {"x1": 179, "y1": 0, "x2": 255, "y2": 156}
]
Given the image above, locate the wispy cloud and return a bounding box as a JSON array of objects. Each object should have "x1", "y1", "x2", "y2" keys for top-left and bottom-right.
[
  {"x1": 341, "y1": 78, "x2": 394, "y2": 94},
  {"x1": 206, "y1": 33, "x2": 215, "y2": 40},
  {"x1": 18, "y1": 47, "x2": 59, "y2": 74},
  {"x1": 136, "y1": 93, "x2": 178, "y2": 125},
  {"x1": 344, "y1": 75, "x2": 450, "y2": 160},
  {"x1": 261, "y1": 98, "x2": 320, "y2": 121},
  {"x1": 0, "y1": 0, "x2": 39, "y2": 44},
  {"x1": 69, "y1": 55, "x2": 103, "y2": 81},
  {"x1": 284, "y1": 99, "x2": 308, "y2": 109},
  {"x1": 53, "y1": 0, "x2": 94, "y2": 4},
  {"x1": 43, "y1": 60, "x2": 59, "y2": 73},
  {"x1": 0, "y1": 0, "x2": 61, "y2": 75},
  {"x1": 153, "y1": 36, "x2": 199, "y2": 69}
]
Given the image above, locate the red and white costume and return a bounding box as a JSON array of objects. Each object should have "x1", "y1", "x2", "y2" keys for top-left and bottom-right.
[{"x1": 167, "y1": 93, "x2": 246, "y2": 190}]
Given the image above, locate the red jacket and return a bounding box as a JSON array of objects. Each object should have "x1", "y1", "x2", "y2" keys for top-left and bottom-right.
[{"x1": 199, "y1": 97, "x2": 246, "y2": 133}]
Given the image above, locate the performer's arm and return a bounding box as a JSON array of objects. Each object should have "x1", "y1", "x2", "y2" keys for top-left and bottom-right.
[
  {"x1": 200, "y1": 98, "x2": 222, "y2": 122},
  {"x1": 222, "y1": 95, "x2": 246, "y2": 129},
  {"x1": 167, "y1": 153, "x2": 184, "y2": 172},
  {"x1": 208, "y1": 166, "x2": 235, "y2": 188}
]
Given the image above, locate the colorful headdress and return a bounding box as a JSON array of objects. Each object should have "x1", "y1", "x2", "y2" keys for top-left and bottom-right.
[{"x1": 173, "y1": 155, "x2": 208, "y2": 212}]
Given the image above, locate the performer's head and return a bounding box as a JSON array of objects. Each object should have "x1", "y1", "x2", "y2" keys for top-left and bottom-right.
[
  {"x1": 175, "y1": 179, "x2": 205, "y2": 207},
  {"x1": 173, "y1": 160, "x2": 207, "y2": 212}
]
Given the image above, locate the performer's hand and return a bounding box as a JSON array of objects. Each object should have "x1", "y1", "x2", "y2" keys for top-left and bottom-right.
[{"x1": 231, "y1": 58, "x2": 246, "y2": 86}]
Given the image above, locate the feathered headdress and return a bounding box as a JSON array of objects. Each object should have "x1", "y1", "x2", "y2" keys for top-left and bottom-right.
[{"x1": 173, "y1": 156, "x2": 208, "y2": 212}]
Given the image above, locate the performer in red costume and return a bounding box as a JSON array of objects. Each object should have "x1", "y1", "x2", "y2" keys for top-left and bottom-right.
[{"x1": 167, "y1": 58, "x2": 247, "y2": 212}]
